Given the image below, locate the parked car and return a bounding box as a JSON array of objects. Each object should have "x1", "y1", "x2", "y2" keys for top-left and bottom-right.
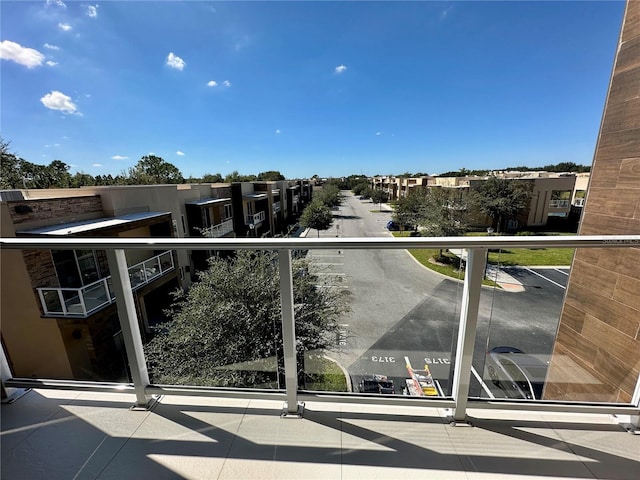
[
  {"x1": 386, "y1": 220, "x2": 416, "y2": 232},
  {"x1": 359, "y1": 374, "x2": 395, "y2": 394},
  {"x1": 485, "y1": 346, "x2": 547, "y2": 400}
]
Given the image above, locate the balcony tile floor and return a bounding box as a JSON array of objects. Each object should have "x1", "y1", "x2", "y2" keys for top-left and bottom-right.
[{"x1": 1, "y1": 389, "x2": 638, "y2": 479}]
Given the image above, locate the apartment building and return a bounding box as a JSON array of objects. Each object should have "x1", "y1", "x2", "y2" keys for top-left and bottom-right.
[
  {"x1": 0, "y1": 181, "x2": 304, "y2": 381},
  {"x1": 371, "y1": 172, "x2": 588, "y2": 230}
]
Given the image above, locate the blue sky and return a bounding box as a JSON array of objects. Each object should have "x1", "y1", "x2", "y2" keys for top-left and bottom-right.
[{"x1": 1, "y1": 1, "x2": 626, "y2": 179}]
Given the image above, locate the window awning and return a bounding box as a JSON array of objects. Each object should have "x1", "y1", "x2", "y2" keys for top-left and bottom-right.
[
  {"x1": 243, "y1": 193, "x2": 268, "y2": 200},
  {"x1": 186, "y1": 197, "x2": 231, "y2": 206}
]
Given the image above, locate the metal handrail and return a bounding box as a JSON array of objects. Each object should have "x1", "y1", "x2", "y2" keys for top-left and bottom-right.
[{"x1": 3, "y1": 235, "x2": 638, "y2": 250}]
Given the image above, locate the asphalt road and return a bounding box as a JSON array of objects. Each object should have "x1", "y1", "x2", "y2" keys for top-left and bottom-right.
[{"x1": 306, "y1": 191, "x2": 570, "y2": 398}]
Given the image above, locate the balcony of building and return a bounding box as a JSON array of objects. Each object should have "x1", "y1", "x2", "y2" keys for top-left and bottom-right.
[
  {"x1": 549, "y1": 199, "x2": 571, "y2": 209},
  {"x1": 2, "y1": 387, "x2": 638, "y2": 480},
  {"x1": 1, "y1": 235, "x2": 639, "y2": 479},
  {"x1": 202, "y1": 218, "x2": 234, "y2": 238},
  {"x1": 246, "y1": 210, "x2": 266, "y2": 226},
  {"x1": 37, "y1": 250, "x2": 175, "y2": 318}
]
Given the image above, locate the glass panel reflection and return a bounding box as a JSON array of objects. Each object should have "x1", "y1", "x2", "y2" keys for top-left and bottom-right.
[{"x1": 300, "y1": 246, "x2": 464, "y2": 396}]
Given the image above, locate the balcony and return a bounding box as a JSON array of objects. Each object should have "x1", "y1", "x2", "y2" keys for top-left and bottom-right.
[
  {"x1": 37, "y1": 251, "x2": 174, "y2": 317},
  {"x1": 574, "y1": 198, "x2": 585, "y2": 207},
  {"x1": 2, "y1": 388, "x2": 637, "y2": 480},
  {"x1": 245, "y1": 210, "x2": 266, "y2": 226},
  {"x1": 1, "y1": 235, "x2": 639, "y2": 479},
  {"x1": 203, "y1": 218, "x2": 234, "y2": 238},
  {"x1": 549, "y1": 199, "x2": 570, "y2": 208}
]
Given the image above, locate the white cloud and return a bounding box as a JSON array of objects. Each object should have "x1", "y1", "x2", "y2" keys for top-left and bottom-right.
[
  {"x1": 0, "y1": 40, "x2": 45, "y2": 68},
  {"x1": 176, "y1": 151, "x2": 185, "y2": 156},
  {"x1": 440, "y1": 6, "x2": 453, "y2": 21},
  {"x1": 58, "y1": 22, "x2": 72, "y2": 31},
  {"x1": 87, "y1": 5, "x2": 98, "y2": 18},
  {"x1": 166, "y1": 52, "x2": 185, "y2": 70},
  {"x1": 40, "y1": 90, "x2": 79, "y2": 114},
  {"x1": 275, "y1": 129, "x2": 281, "y2": 134},
  {"x1": 92, "y1": 163, "x2": 103, "y2": 167},
  {"x1": 375, "y1": 132, "x2": 382, "y2": 136},
  {"x1": 111, "y1": 155, "x2": 128, "y2": 160},
  {"x1": 46, "y1": 60, "x2": 58, "y2": 67},
  {"x1": 207, "y1": 80, "x2": 218, "y2": 87},
  {"x1": 43, "y1": 43, "x2": 60, "y2": 50},
  {"x1": 46, "y1": 0, "x2": 66, "y2": 7},
  {"x1": 335, "y1": 64, "x2": 347, "y2": 74},
  {"x1": 222, "y1": 80, "x2": 231, "y2": 87}
]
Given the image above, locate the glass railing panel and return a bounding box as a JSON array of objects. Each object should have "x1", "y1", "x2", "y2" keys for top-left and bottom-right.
[
  {"x1": 144, "y1": 249, "x2": 280, "y2": 389},
  {"x1": 159, "y1": 251, "x2": 173, "y2": 272},
  {"x1": 128, "y1": 264, "x2": 146, "y2": 289},
  {"x1": 3, "y1": 248, "x2": 130, "y2": 382},
  {"x1": 298, "y1": 246, "x2": 464, "y2": 397},
  {"x1": 470, "y1": 245, "x2": 638, "y2": 404},
  {"x1": 40, "y1": 289, "x2": 64, "y2": 315},
  {"x1": 61, "y1": 289, "x2": 85, "y2": 315},
  {"x1": 81, "y1": 280, "x2": 111, "y2": 313},
  {"x1": 467, "y1": 245, "x2": 575, "y2": 401},
  {"x1": 143, "y1": 257, "x2": 162, "y2": 281}
]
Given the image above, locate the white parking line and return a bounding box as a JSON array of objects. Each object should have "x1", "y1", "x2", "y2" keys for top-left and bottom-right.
[
  {"x1": 311, "y1": 263, "x2": 345, "y2": 266},
  {"x1": 524, "y1": 267, "x2": 566, "y2": 290},
  {"x1": 471, "y1": 366, "x2": 495, "y2": 399},
  {"x1": 554, "y1": 268, "x2": 569, "y2": 276}
]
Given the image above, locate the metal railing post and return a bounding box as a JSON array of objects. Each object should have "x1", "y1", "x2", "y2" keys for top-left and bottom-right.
[
  {"x1": 452, "y1": 247, "x2": 487, "y2": 423},
  {"x1": 106, "y1": 249, "x2": 153, "y2": 408},
  {"x1": 278, "y1": 249, "x2": 302, "y2": 416}
]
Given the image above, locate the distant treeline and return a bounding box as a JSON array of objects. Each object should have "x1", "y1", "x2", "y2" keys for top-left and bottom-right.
[
  {"x1": 0, "y1": 138, "x2": 286, "y2": 189},
  {"x1": 436, "y1": 162, "x2": 591, "y2": 177}
]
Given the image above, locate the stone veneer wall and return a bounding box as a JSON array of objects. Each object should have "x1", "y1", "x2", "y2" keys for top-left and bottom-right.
[
  {"x1": 545, "y1": 0, "x2": 640, "y2": 403},
  {"x1": 6, "y1": 196, "x2": 105, "y2": 296}
]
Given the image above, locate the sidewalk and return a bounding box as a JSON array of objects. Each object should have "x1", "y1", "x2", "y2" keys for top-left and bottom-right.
[{"x1": 449, "y1": 249, "x2": 525, "y2": 292}]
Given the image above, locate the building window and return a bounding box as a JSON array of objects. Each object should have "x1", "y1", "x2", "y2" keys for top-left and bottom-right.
[
  {"x1": 224, "y1": 204, "x2": 232, "y2": 220},
  {"x1": 52, "y1": 249, "x2": 105, "y2": 288}
]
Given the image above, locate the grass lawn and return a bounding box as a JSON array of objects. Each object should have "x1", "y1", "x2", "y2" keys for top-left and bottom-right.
[
  {"x1": 392, "y1": 232, "x2": 496, "y2": 286},
  {"x1": 304, "y1": 355, "x2": 348, "y2": 392},
  {"x1": 465, "y1": 232, "x2": 575, "y2": 266}
]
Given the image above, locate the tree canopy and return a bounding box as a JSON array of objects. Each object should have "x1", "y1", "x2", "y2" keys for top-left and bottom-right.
[
  {"x1": 369, "y1": 189, "x2": 388, "y2": 210},
  {"x1": 299, "y1": 201, "x2": 334, "y2": 237},
  {"x1": 128, "y1": 155, "x2": 184, "y2": 184},
  {"x1": 393, "y1": 188, "x2": 468, "y2": 237},
  {"x1": 144, "y1": 250, "x2": 347, "y2": 387},
  {"x1": 468, "y1": 177, "x2": 532, "y2": 232},
  {"x1": 313, "y1": 184, "x2": 341, "y2": 208},
  {"x1": 257, "y1": 170, "x2": 285, "y2": 181}
]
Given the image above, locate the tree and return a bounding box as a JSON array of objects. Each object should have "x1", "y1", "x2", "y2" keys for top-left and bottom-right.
[
  {"x1": 351, "y1": 181, "x2": 369, "y2": 196},
  {"x1": 468, "y1": 177, "x2": 532, "y2": 233},
  {"x1": 202, "y1": 173, "x2": 224, "y2": 183},
  {"x1": 0, "y1": 138, "x2": 23, "y2": 189},
  {"x1": 299, "y1": 201, "x2": 333, "y2": 237},
  {"x1": 224, "y1": 170, "x2": 257, "y2": 183},
  {"x1": 144, "y1": 250, "x2": 347, "y2": 387},
  {"x1": 128, "y1": 155, "x2": 183, "y2": 184},
  {"x1": 369, "y1": 189, "x2": 388, "y2": 211},
  {"x1": 393, "y1": 188, "x2": 468, "y2": 255},
  {"x1": 257, "y1": 170, "x2": 285, "y2": 181},
  {"x1": 313, "y1": 184, "x2": 341, "y2": 208}
]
